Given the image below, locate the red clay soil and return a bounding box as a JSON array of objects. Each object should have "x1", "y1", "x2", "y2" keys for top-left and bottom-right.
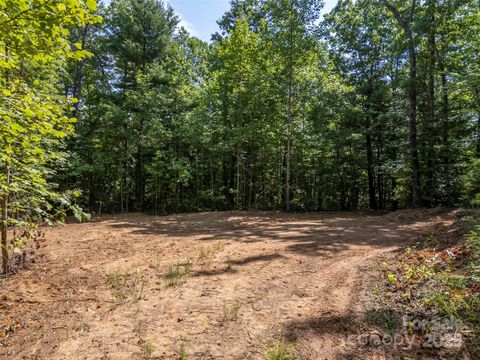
[{"x1": 0, "y1": 209, "x2": 451, "y2": 359}]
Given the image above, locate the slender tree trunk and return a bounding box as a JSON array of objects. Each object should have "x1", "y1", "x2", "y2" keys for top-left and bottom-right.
[
  {"x1": 88, "y1": 150, "x2": 95, "y2": 210},
  {"x1": 210, "y1": 154, "x2": 214, "y2": 209},
  {"x1": 377, "y1": 140, "x2": 384, "y2": 209},
  {"x1": 285, "y1": 13, "x2": 294, "y2": 212},
  {"x1": 229, "y1": 153, "x2": 236, "y2": 209},
  {"x1": 135, "y1": 147, "x2": 144, "y2": 210},
  {"x1": 1, "y1": 195, "x2": 8, "y2": 275},
  {"x1": 384, "y1": 0, "x2": 421, "y2": 207},
  {"x1": 248, "y1": 143, "x2": 253, "y2": 209},
  {"x1": 286, "y1": 119, "x2": 291, "y2": 212},
  {"x1": 236, "y1": 149, "x2": 240, "y2": 208},
  {"x1": 391, "y1": 178, "x2": 398, "y2": 210},
  {"x1": 439, "y1": 58, "x2": 450, "y2": 164},
  {"x1": 365, "y1": 77, "x2": 377, "y2": 209},
  {"x1": 2, "y1": 45, "x2": 10, "y2": 275},
  {"x1": 1, "y1": 167, "x2": 10, "y2": 275},
  {"x1": 425, "y1": 0, "x2": 436, "y2": 205},
  {"x1": 408, "y1": 44, "x2": 421, "y2": 207},
  {"x1": 366, "y1": 132, "x2": 377, "y2": 209},
  {"x1": 476, "y1": 89, "x2": 480, "y2": 157},
  {"x1": 120, "y1": 169, "x2": 124, "y2": 213},
  {"x1": 285, "y1": 74, "x2": 292, "y2": 211},
  {"x1": 477, "y1": 114, "x2": 480, "y2": 158},
  {"x1": 155, "y1": 172, "x2": 158, "y2": 215}
]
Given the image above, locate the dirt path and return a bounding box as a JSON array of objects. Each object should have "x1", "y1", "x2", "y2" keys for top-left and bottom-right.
[{"x1": 0, "y1": 210, "x2": 450, "y2": 359}]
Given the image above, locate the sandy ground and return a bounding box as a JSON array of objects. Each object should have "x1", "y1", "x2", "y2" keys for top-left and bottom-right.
[{"x1": 0, "y1": 209, "x2": 451, "y2": 359}]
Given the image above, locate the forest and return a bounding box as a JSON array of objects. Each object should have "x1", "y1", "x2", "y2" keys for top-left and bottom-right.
[
  {"x1": 1, "y1": 0, "x2": 480, "y2": 221},
  {"x1": 1, "y1": 0, "x2": 480, "y2": 359}
]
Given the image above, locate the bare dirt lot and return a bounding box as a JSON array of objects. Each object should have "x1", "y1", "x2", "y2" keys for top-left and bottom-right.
[{"x1": 0, "y1": 210, "x2": 451, "y2": 359}]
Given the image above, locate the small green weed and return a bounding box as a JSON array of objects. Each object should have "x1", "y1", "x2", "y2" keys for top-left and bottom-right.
[
  {"x1": 374, "y1": 214, "x2": 480, "y2": 356},
  {"x1": 164, "y1": 260, "x2": 192, "y2": 286},
  {"x1": 197, "y1": 243, "x2": 225, "y2": 262},
  {"x1": 265, "y1": 337, "x2": 296, "y2": 360},
  {"x1": 107, "y1": 271, "x2": 129, "y2": 304},
  {"x1": 387, "y1": 272, "x2": 397, "y2": 285},
  {"x1": 178, "y1": 342, "x2": 187, "y2": 360},
  {"x1": 197, "y1": 248, "x2": 211, "y2": 261},
  {"x1": 222, "y1": 299, "x2": 242, "y2": 322},
  {"x1": 107, "y1": 270, "x2": 147, "y2": 305},
  {"x1": 140, "y1": 339, "x2": 154, "y2": 359}
]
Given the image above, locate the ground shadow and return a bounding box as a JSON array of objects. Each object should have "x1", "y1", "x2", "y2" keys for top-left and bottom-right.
[
  {"x1": 281, "y1": 308, "x2": 470, "y2": 359},
  {"x1": 101, "y1": 209, "x2": 449, "y2": 258}
]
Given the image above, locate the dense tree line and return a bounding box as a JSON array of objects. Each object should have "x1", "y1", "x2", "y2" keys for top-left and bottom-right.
[
  {"x1": 62, "y1": 0, "x2": 478, "y2": 214},
  {"x1": 2, "y1": 0, "x2": 480, "y2": 243}
]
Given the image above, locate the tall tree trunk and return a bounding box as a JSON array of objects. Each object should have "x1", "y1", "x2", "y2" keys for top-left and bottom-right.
[
  {"x1": 1, "y1": 167, "x2": 10, "y2": 275},
  {"x1": 366, "y1": 131, "x2": 377, "y2": 209},
  {"x1": 424, "y1": 0, "x2": 436, "y2": 205},
  {"x1": 377, "y1": 140, "x2": 385, "y2": 210},
  {"x1": 1, "y1": 194, "x2": 8, "y2": 275},
  {"x1": 229, "y1": 153, "x2": 236, "y2": 209},
  {"x1": 477, "y1": 114, "x2": 480, "y2": 158},
  {"x1": 476, "y1": 89, "x2": 480, "y2": 157},
  {"x1": 2, "y1": 45, "x2": 10, "y2": 275},
  {"x1": 408, "y1": 41, "x2": 421, "y2": 207},
  {"x1": 286, "y1": 119, "x2": 291, "y2": 212},
  {"x1": 248, "y1": 143, "x2": 254, "y2": 209},
  {"x1": 384, "y1": 0, "x2": 421, "y2": 207},
  {"x1": 135, "y1": 147, "x2": 144, "y2": 211},
  {"x1": 439, "y1": 58, "x2": 449, "y2": 164},
  {"x1": 365, "y1": 78, "x2": 377, "y2": 210},
  {"x1": 120, "y1": 169, "x2": 124, "y2": 213},
  {"x1": 210, "y1": 154, "x2": 214, "y2": 210},
  {"x1": 285, "y1": 14, "x2": 294, "y2": 212},
  {"x1": 236, "y1": 149, "x2": 240, "y2": 208}
]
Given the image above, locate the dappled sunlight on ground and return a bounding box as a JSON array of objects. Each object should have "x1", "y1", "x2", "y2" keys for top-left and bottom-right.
[{"x1": 0, "y1": 209, "x2": 450, "y2": 359}]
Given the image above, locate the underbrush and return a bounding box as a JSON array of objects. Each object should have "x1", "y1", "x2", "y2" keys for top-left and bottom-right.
[
  {"x1": 0, "y1": 228, "x2": 45, "y2": 276},
  {"x1": 371, "y1": 209, "x2": 480, "y2": 357}
]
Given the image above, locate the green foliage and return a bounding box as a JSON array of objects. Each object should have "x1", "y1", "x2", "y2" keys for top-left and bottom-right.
[
  {"x1": 463, "y1": 159, "x2": 480, "y2": 207},
  {"x1": 387, "y1": 272, "x2": 397, "y2": 285},
  {"x1": 54, "y1": 0, "x2": 480, "y2": 215},
  {"x1": 265, "y1": 337, "x2": 296, "y2": 360},
  {"x1": 0, "y1": 0, "x2": 99, "y2": 273},
  {"x1": 377, "y1": 217, "x2": 480, "y2": 354},
  {"x1": 72, "y1": 205, "x2": 92, "y2": 223}
]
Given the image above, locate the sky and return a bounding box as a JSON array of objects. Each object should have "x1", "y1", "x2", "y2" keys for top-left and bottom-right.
[{"x1": 167, "y1": 0, "x2": 338, "y2": 42}]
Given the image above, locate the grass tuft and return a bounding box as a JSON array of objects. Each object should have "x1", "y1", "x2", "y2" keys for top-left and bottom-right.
[
  {"x1": 177, "y1": 341, "x2": 187, "y2": 360},
  {"x1": 164, "y1": 260, "x2": 192, "y2": 286},
  {"x1": 265, "y1": 337, "x2": 296, "y2": 360},
  {"x1": 222, "y1": 299, "x2": 242, "y2": 322},
  {"x1": 197, "y1": 243, "x2": 225, "y2": 262},
  {"x1": 140, "y1": 339, "x2": 154, "y2": 359},
  {"x1": 107, "y1": 270, "x2": 147, "y2": 305}
]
